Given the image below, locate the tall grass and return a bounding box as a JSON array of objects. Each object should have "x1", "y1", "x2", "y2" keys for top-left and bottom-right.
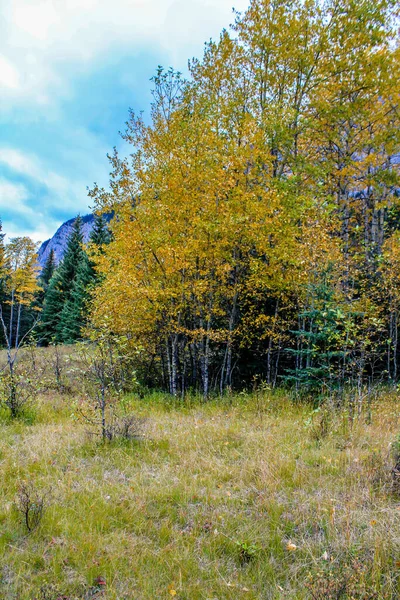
[{"x1": 0, "y1": 348, "x2": 399, "y2": 598}]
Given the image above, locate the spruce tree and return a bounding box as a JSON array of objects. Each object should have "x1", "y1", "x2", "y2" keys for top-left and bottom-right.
[
  {"x1": 40, "y1": 249, "x2": 56, "y2": 287},
  {"x1": 35, "y1": 249, "x2": 56, "y2": 316},
  {"x1": 40, "y1": 214, "x2": 111, "y2": 345},
  {"x1": 40, "y1": 217, "x2": 86, "y2": 344},
  {"x1": 284, "y1": 275, "x2": 346, "y2": 397},
  {"x1": 38, "y1": 271, "x2": 63, "y2": 345},
  {"x1": 59, "y1": 214, "x2": 111, "y2": 343},
  {"x1": 90, "y1": 213, "x2": 111, "y2": 247},
  {"x1": 58, "y1": 252, "x2": 94, "y2": 343},
  {"x1": 56, "y1": 216, "x2": 86, "y2": 300}
]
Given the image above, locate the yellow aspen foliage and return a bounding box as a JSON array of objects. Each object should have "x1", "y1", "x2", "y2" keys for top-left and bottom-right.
[{"x1": 89, "y1": 0, "x2": 399, "y2": 396}]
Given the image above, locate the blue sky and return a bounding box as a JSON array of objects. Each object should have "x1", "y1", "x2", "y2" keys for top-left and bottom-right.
[{"x1": 0, "y1": 0, "x2": 249, "y2": 243}]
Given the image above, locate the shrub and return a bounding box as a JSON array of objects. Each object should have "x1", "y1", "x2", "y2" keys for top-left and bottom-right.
[{"x1": 15, "y1": 482, "x2": 47, "y2": 533}]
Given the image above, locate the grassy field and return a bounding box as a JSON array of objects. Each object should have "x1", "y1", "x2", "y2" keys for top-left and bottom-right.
[{"x1": 0, "y1": 348, "x2": 400, "y2": 599}]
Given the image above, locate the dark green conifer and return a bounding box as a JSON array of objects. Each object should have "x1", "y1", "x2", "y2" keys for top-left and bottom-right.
[
  {"x1": 283, "y1": 271, "x2": 346, "y2": 397},
  {"x1": 35, "y1": 249, "x2": 56, "y2": 316},
  {"x1": 56, "y1": 216, "x2": 86, "y2": 300},
  {"x1": 40, "y1": 217, "x2": 86, "y2": 344},
  {"x1": 40, "y1": 249, "x2": 56, "y2": 287},
  {"x1": 58, "y1": 252, "x2": 94, "y2": 343},
  {"x1": 39, "y1": 271, "x2": 63, "y2": 345},
  {"x1": 90, "y1": 213, "x2": 111, "y2": 247},
  {"x1": 40, "y1": 214, "x2": 111, "y2": 345}
]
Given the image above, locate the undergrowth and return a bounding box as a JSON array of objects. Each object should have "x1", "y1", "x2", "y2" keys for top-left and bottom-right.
[{"x1": 0, "y1": 349, "x2": 399, "y2": 598}]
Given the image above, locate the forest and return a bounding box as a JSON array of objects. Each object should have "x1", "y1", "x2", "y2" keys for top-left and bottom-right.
[
  {"x1": 0, "y1": 1, "x2": 400, "y2": 598},
  {"x1": 36, "y1": 0, "x2": 400, "y2": 400}
]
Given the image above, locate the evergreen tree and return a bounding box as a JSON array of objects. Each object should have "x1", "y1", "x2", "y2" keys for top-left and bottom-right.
[
  {"x1": 284, "y1": 276, "x2": 346, "y2": 397},
  {"x1": 40, "y1": 217, "x2": 86, "y2": 345},
  {"x1": 40, "y1": 214, "x2": 112, "y2": 345},
  {"x1": 58, "y1": 252, "x2": 94, "y2": 344},
  {"x1": 35, "y1": 249, "x2": 56, "y2": 317},
  {"x1": 57, "y1": 213, "x2": 112, "y2": 343},
  {"x1": 37, "y1": 271, "x2": 63, "y2": 345},
  {"x1": 90, "y1": 213, "x2": 111, "y2": 247},
  {"x1": 56, "y1": 216, "x2": 86, "y2": 300},
  {"x1": 40, "y1": 249, "x2": 56, "y2": 287}
]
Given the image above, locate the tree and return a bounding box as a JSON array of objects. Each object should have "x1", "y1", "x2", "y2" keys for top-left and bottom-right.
[
  {"x1": 88, "y1": 0, "x2": 399, "y2": 397},
  {"x1": 90, "y1": 213, "x2": 111, "y2": 247},
  {"x1": 58, "y1": 213, "x2": 112, "y2": 343},
  {"x1": 40, "y1": 249, "x2": 56, "y2": 288},
  {"x1": 35, "y1": 249, "x2": 56, "y2": 316},
  {"x1": 58, "y1": 252, "x2": 94, "y2": 344},
  {"x1": 39, "y1": 271, "x2": 63, "y2": 345},
  {"x1": 284, "y1": 273, "x2": 346, "y2": 397},
  {"x1": 40, "y1": 217, "x2": 87, "y2": 344},
  {"x1": 78, "y1": 326, "x2": 137, "y2": 441},
  {"x1": 0, "y1": 236, "x2": 40, "y2": 417}
]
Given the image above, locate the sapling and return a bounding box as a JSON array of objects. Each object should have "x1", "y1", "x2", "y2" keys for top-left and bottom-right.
[
  {"x1": 0, "y1": 237, "x2": 41, "y2": 417},
  {"x1": 77, "y1": 326, "x2": 139, "y2": 441}
]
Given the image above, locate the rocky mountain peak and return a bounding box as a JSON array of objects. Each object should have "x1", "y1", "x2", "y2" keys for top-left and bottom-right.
[{"x1": 38, "y1": 213, "x2": 112, "y2": 268}]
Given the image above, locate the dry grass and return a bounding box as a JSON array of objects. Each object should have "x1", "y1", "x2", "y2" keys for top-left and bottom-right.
[{"x1": 0, "y1": 348, "x2": 400, "y2": 598}]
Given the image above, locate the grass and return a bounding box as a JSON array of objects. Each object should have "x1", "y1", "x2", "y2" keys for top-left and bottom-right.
[{"x1": 0, "y1": 348, "x2": 400, "y2": 598}]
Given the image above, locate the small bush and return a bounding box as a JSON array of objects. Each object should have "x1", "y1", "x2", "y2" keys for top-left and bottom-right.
[
  {"x1": 15, "y1": 482, "x2": 47, "y2": 533},
  {"x1": 0, "y1": 371, "x2": 37, "y2": 419},
  {"x1": 106, "y1": 414, "x2": 145, "y2": 441}
]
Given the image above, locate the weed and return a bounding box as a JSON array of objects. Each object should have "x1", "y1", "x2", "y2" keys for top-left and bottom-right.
[{"x1": 235, "y1": 540, "x2": 261, "y2": 565}]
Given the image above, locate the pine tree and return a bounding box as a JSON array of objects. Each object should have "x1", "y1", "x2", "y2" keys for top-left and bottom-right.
[
  {"x1": 40, "y1": 214, "x2": 112, "y2": 345},
  {"x1": 58, "y1": 213, "x2": 111, "y2": 343},
  {"x1": 35, "y1": 249, "x2": 56, "y2": 317}
]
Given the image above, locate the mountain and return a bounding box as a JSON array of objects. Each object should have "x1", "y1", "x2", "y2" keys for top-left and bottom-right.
[{"x1": 38, "y1": 213, "x2": 112, "y2": 269}]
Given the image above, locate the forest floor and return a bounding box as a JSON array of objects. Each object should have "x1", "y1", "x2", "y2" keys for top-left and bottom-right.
[{"x1": 0, "y1": 348, "x2": 400, "y2": 599}]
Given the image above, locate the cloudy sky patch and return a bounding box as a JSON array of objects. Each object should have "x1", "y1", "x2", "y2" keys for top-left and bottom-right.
[{"x1": 0, "y1": 0, "x2": 248, "y2": 242}]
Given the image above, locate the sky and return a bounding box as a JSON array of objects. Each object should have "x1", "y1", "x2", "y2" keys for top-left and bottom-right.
[{"x1": 0, "y1": 0, "x2": 249, "y2": 244}]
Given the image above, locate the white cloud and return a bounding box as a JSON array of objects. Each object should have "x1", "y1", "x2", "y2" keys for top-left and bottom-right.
[
  {"x1": 0, "y1": 149, "x2": 42, "y2": 181},
  {"x1": 0, "y1": 55, "x2": 20, "y2": 90},
  {"x1": 0, "y1": 175, "x2": 70, "y2": 242},
  {"x1": 0, "y1": 147, "x2": 96, "y2": 224},
  {"x1": 0, "y1": 178, "x2": 52, "y2": 242},
  {"x1": 0, "y1": 148, "x2": 70, "y2": 198},
  {"x1": 0, "y1": 178, "x2": 29, "y2": 208},
  {"x1": 0, "y1": 0, "x2": 250, "y2": 240},
  {"x1": 5, "y1": 223, "x2": 56, "y2": 244},
  {"x1": 1, "y1": 0, "x2": 249, "y2": 104},
  {"x1": 13, "y1": 1, "x2": 60, "y2": 42}
]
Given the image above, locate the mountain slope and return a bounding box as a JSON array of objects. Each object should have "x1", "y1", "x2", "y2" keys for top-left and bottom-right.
[{"x1": 38, "y1": 213, "x2": 112, "y2": 268}]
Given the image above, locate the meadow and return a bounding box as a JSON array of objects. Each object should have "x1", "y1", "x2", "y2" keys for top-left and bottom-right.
[{"x1": 0, "y1": 348, "x2": 399, "y2": 599}]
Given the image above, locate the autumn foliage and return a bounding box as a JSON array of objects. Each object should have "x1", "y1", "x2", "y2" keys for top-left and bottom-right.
[{"x1": 89, "y1": 0, "x2": 399, "y2": 397}]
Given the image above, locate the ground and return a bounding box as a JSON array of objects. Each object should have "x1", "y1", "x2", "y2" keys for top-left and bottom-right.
[{"x1": 0, "y1": 348, "x2": 399, "y2": 599}]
